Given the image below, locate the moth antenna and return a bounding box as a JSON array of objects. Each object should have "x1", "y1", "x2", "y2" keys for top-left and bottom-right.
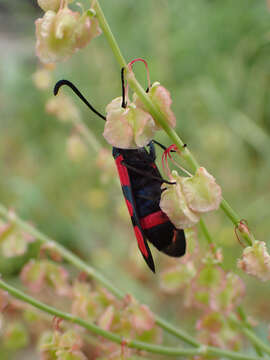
[
  {"x1": 121, "y1": 68, "x2": 127, "y2": 108},
  {"x1": 54, "y1": 79, "x2": 106, "y2": 121}
]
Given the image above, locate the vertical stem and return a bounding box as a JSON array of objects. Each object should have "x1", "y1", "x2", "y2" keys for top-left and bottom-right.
[
  {"x1": 199, "y1": 218, "x2": 215, "y2": 247},
  {"x1": 94, "y1": 2, "x2": 127, "y2": 68}
]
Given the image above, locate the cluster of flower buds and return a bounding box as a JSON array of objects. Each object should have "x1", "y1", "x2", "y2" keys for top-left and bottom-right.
[
  {"x1": 35, "y1": 0, "x2": 101, "y2": 63},
  {"x1": 160, "y1": 147, "x2": 222, "y2": 229},
  {"x1": 39, "y1": 329, "x2": 87, "y2": 360},
  {"x1": 103, "y1": 59, "x2": 176, "y2": 148},
  {"x1": 20, "y1": 259, "x2": 70, "y2": 296},
  {"x1": 71, "y1": 281, "x2": 161, "y2": 346},
  {"x1": 196, "y1": 311, "x2": 243, "y2": 350}
]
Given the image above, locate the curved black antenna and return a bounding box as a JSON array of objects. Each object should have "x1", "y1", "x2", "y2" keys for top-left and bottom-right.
[
  {"x1": 121, "y1": 67, "x2": 127, "y2": 108},
  {"x1": 54, "y1": 79, "x2": 106, "y2": 121}
]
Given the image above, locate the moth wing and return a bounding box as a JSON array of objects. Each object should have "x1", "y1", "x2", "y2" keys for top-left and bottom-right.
[{"x1": 114, "y1": 154, "x2": 155, "y2": 273}]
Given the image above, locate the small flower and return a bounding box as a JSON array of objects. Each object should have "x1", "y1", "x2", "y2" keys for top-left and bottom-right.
[
  {"x1": 237, "y1": 241, "x2": 270, "y2": 281},
  {"x1": 181, "y1": 167, "x2": 222, "y2": 213},
  {"x1": 35, "y1": 6, "x2": 101, "y2": 63},
  {"x1": 103, "y1": 97, "x2": 156, "y2": 149},
  {"x1": 0, "y1": 223, "x2": 35, "y2": 258},
  {"x1": 20, "y1": 259, "x2": 70, "y2": 295},
  {"x1": 39, "y1": 330, "x2": 87, "y2": 360},
  {"x1": 71, "y1": 282, "x2": 116, "y2": 321},
  {"x1": 160, "y1": 167, "x2": 222, "y2": 229},
  {"x1": 133, "y1": 82, "x2": 176, "y2": 128},
  {"x1": 186, "y1": 264, "x2": 226, "y2": 311},
  {"x1": 74, "y1": 12, "x2": 101, "y2": 49},
  {"x1": 160, "y1": 171, "x2": 200, "y2": 229},
  {"x1": 159, "y1": 262, "x2": 196, "y2": 294},
  {"x1": 196, "y1": 312, "x2": 243, "y2": 350}
]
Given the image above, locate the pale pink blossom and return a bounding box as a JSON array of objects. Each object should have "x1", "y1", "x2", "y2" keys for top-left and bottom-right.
[
  {"x1": 182, "y1": 167, "x2": 222, "y2": 213},
  {"x1": 35, "y1": 7, "x2": 101, "y2": 63},
  {"x1": 160, "y1": 167, "x2": 222, "y2": 229},
  {"x1": 103, "y1": 97, "x2": 156, "y2": 149},
  {"x1": 160, "y1": 171, "x2": 200, "y2": 229},
  {"x1": 237, "y1": 241, "x2": 270, "y2": 281}
]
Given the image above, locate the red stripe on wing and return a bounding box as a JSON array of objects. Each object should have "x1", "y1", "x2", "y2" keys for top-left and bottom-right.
[
  {"x1": 115, "y1": 155, "x2": 130, "y2": 186},
  {"x1": 140, "y1": 210, "x2": 169, "y2": 230},
  {"x1": 125, "y1": 199, "x2": 134, "y2": 216},
  {"x1": 134, "y1": 225, "x2": 148, "y2": 258}
]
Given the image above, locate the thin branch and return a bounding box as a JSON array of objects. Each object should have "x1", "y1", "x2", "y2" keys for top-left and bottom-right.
[{"x1": 0, "y1": 278, "x2": 264, "y2": 360}]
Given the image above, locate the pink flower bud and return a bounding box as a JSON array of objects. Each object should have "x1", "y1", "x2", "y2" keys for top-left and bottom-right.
[
  {"x1": 134, "y1": 82, "x2": 176, "y2": 128},
  {"x1": 103, "y1": 97, "x2": 156, "y2": 149},
  {"x1": 237, "y1": 241, "x2": 270, "y2": 281}
]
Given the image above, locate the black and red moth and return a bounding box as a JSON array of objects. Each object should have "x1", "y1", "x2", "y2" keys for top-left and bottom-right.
[{"x1": 54, "y1": 73, "x2": 186, "y2": 273}]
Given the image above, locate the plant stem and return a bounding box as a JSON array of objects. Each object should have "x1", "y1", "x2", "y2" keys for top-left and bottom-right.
[
  {"x1": 93, "y1": 0, "x2": 255, "y2": 247},
  {"x1": 241, "y1": 328, "x2": 270, "y2": 357},
  {"x1": 94, "y1": 2, "x2": 126, "y2": 68},
  {"x1": 199, "y1": 218, "x2": 214, "y2": 247},
  {"x1": 0, "y1": 279, "x2": 264, "y2": 360},
  {"x1": 230, "y1": 312, "x2": 270, "y2": 357},
  {"x1": 0, "y1": 203, "x2": 197, "y2": 348}
]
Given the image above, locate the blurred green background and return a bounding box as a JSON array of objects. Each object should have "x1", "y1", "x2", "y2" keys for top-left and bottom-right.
[{"x1": 0, "y1": 0, "x2": 270, "y2": 354}]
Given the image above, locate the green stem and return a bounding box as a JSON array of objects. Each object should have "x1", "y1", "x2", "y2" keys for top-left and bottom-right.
[
  {"x1": 94, "y1": 2, "x2": 126, "y2": 68},
  {"x1": 0, "y1": 203, "x2": 197, "y2": 348},
  {"x1": 93, "y1": 0, "x2": 256, "y2": 246},
  {"x1": 199, "y1": 218, "x2": 214, "y2": 247},
  {"x1": 0, "y1": 279, "x2": 263, "y2": 360},
  {"x1": 230, "y1": 312, "x2": 270, "y2": 357},
  {"x1": 241, "y1": 328, "x2": 270, "y2": 357}
]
